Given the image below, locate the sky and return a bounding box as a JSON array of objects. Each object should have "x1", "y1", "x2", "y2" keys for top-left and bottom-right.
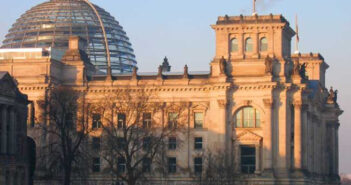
[{"x1": 0, "y1": 0, "x2": 350, "y2": 174}]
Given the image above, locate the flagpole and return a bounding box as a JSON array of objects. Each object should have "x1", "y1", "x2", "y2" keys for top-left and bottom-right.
[
  {"x1": 295, "y1": 14, "x2": 300, "y2": 54},
  {"x1": 253, "y1": 0, "x2": 257, "y2": 16}
]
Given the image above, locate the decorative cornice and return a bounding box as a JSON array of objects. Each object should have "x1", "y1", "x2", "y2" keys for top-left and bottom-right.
[{"x1": 235, "y1": 131, "x2": 262, "y2": 142}]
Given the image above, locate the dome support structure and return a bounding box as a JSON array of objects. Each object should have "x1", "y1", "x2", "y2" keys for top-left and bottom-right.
[{"x1": 82, "y1": 0, "x2": 112, "y2": 78}]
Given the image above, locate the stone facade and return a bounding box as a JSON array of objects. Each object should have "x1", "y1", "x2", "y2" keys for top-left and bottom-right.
[
  {"x1": 0, "y1": 72, "x2": 31, "y2": 185},
  {"x1": 0, "y1": 14, "x2": 343, "y2": 185}
]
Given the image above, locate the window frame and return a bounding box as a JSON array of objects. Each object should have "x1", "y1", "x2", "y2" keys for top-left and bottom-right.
[
  {"x1": 168, "y1": 137, "x2": 177, "y2": 150},
  {"x1": 168, "y1": 112, "x2": 178, "y2": 129},
  {"x1": 194, "y1": 137, "x2": 203, "y2": 150},
  {"x1": 117, "y1": 157, "x2": 126, "y2": 173},
  {"x1": 245, "y1": 37, "x2": 253, "y2": 53},
  {"x1": 194, "y1": 112, "x2": 204, "y2": 129},
  {"x1": 234, "y1": 107, "x2": 261, "y2": 128},
  {"x1": 92, "y1": 137, "x2": 101, "y2": 151},
  {"x1": 230, "y1": 38, "x2": 239, "y2": 53},
  {"x1": 142, "y1": 112, "x2": 152, "y2": 129},
  {"x1": 194, "y1": 157, "x2": 203, "y2": 175},
  {"x1": 240, "y1": 145, "x2": 256, "y2": 174},
  {"x1": 168, "y1": 157, "x2": 177, "y2": 173},
  {"x1": 92, "y1": 157, "x2": 101, "y2": 173},
  {"x1": 117, "y1": 113, "x2": 126, "y2": 129},
  {"x1": 259, "y1": 37, "x2": 268, "y2": 52},
  {"x1": 92, "y1": 114, "x2": 102, "y2": 129}
]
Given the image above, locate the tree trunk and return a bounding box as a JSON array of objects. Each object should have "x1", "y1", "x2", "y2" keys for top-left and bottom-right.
[{"x1": 63, "y1": 163, "x2": 72, "y2": 185}]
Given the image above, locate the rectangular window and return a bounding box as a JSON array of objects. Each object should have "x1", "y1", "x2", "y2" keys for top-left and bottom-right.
[
  {"x1": 92, "y1": 114, "x2": 102, "y2": 129},
  {"x1": 143, "y1": 137, "x2": 151, "y2": 151},
  {"x1": 118, "y1": 157, "x2": 126, "y2": 173},
  {"x1": 118, "y1": 113, "x2": 126, "y2": 129},
  {"x1": 92, "y1": 157, "x2": 100, "y2": 172},
  {"x1": 240, "y1": 146, "x2": 256, "y2": 174},
  {"x1": 117, "y1": 137, "x2": 126, "y2": 150},
  {"x1": 194, "y1": 137, "x2": 203, "y2": 150},
  {"x1": 143, "y1": 113, "x2": 152, "y2": 129},
  {"x1": 168, "y1": 137, "x2": 177, "y2": 150},
  {"x1": 194, "y1": 112, "x2": 204, "y2": 129},
  {"x1": 92, "y1": 137, "x2": 101, "y2": 151},
  {"x1": 168, "y1": 157, "x2": 177, "y2": 173},
  {"x1": 194, "y1": 157, "x2": 203, "y2": 174},
  {"x1": 168, "y1": 112, "x2": 178, "y2": 129},
  {"x1": 142, "y1": 157, "x2": 151, "y2": 173}
]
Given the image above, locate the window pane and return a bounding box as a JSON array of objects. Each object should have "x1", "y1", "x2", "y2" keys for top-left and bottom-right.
[
  {"x1": 92, "y1": 157, "x2": 100, "y2": 172},
  {"x1": 230, "y1": 38, "x2": 238, "y2": 52},
  {"x1": 240, "y1": 146, "x2": 256, "y2": 174},
  {"x1": 118, "y1": 113, "x2": 126, "y2": 128},
  {"x1": 168, "y1": 113, "x2": 178, "y2": 129},
  {"x1": 168, "y1": 137, "x2": 177, "y2": 150},
  {"x1": 235, "y1": 109, "x2": 242, "y2": 127},
  {"x1": 260, "y1": 37, "x2": 268, "y2": 52},
  {"x1": 168, "y1": 157, "x2": 177, "y2": 173},
  {"x1": 194, "y1": 112, "x2": 203, "y2": 128},
  {"x1": 245, "y1": 38, "x2": 253, "y2": 52},
  {"x1": 194, "y1": 137, "x2": 203, "y2": 150},
  {"x1": 194, "y1": 157, "x2": 203, "y2": 174}
]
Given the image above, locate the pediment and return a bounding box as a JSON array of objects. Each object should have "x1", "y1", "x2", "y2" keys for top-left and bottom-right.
[
  {"x1": 235, "y1": 131, "x2": 262, "y2": 142},
  {"x1": 0, "y1": 72, "x2": 22, "y2": 98}
]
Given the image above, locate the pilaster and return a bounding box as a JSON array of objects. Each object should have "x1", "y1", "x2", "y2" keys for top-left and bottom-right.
[
  {"x1": 1, "y1": 105, "x2": 8, "y2": 154},
  {"x1": 263, "y1": 99, "x2": 273, "y2": 171}
]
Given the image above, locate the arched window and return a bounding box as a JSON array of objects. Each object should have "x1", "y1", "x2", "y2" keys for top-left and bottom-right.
[
  {"x1": 230, "y1": 38, "x2": 238, "y2": 52},
  {"x1": 245, "y1": 38, "x2": 253, "y2": 52},
  {"x1": 260, "y1": 37, "x2": 268, "y2": 52},
  {"x1": 235, "y1": 107, "x2": 260, "y2": 128}
]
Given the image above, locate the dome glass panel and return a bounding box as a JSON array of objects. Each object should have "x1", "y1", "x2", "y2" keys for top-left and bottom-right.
[{"x1": 1, "y1": 0, "x2": 137, "y2": 73}]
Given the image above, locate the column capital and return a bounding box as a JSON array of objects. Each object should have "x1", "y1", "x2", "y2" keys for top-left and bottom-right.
[
  {"x1": 217, "y1": 99, "x2": 228, "y2": 109},
  {"x1": 293, "y1": 100, "x2": 302, "y2": 108}
]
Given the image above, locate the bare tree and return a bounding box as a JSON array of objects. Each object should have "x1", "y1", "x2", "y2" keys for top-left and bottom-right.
[
  {"x1": 198, "y1": 149, "x2": 235, "y2": 185},
  {"x1": 37, "y1": 86, "x2": 91, "y2": 185},
  {"x1": 91, "y1": 87, "x2": 187, "y2": 185}
]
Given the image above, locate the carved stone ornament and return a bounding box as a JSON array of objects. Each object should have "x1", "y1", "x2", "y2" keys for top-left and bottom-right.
[
  {"x1": 235, "y1": 131, "x2": 262, "y2": 143},
  {"x1": 217, "y1": 99, "x2": 228, "y2": 108},
  {"x1": 263, "y1": 99, "x2": 273, "y2": 107}
]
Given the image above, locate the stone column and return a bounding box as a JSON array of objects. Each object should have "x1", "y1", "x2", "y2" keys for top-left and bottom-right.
[
  {"x1": 255, "y1": 145, "x2": 261, "y2": 173},
  {"x1": 263, "y1": 99, "x2": 273, "y2": 171},
  {"x1": 277, "y1": 90, "x2": 288, "y2": 170},
  {"x1": 293, "y1": 101, "x2": 302, "y2": 169},
  {"x1": 10, "y1": 107, "x2": 16, "y2": 154},
  {"x1": 1, "y1": 105, "x2": 8, "y2": 154},
  {"x1": 301, "y1": 105, "x2": 308, "y2": 170}
]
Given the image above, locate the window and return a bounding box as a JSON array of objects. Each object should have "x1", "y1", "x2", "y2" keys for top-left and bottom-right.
[
  {"x1": 118, "y1": 157, "x2": 126, "y2": 173},
  {"x1": 230, "y1": 38, "x2": 238, "y2": 52},
  {"x1": 142, "y1": 157, "x2": 151, "y2": 173},
  {"x1": 168, "y1": 137, "x2": 177, "y2": 150},
  {"x1": 235, "y1": 107, "x2": 261, "y2": 128},
  {"x1": 143, "y1": 137, "x2": 151, "y2": 151},
  {"x1": 194, "y1": 137, "x2": 203, "y2": 150},
  {"x1": 245, "y1": 38, "x2": 253, "y2": 52},
  {"x1": 92, "y1": 114, "x2": 102, "y2": 129},
  {"x1": 92, "y1": 157, "x2": 100, "y2": 172},
  {"x1": 240, "y1": 146, "x2": 256, "y2": 174},
  {"x1": 143, "y1": 113, "x2": 152, "y2": 129},
  {"x1": 118, "y1": 113, "x2": 126, "y2": 129},
  {"x1": 65, "y1": 113, "x2": 73, "y2": 128},
  {"x1": 168, "y1": 112, "x2": 178, "y2": 129},
  {"x1": 194, "y1": 112, "x2": 204, "y2": 129},
  {"x1": 194, "y1": 157, "x2": 203, "y2": 175},
  {"x1": 260, "y1": 37, "x2": 268, "y2": 52},
  {"x1": 168, "y1": 157, "x2": 177, "y2": 173},
  {"x1": 92, "y1": 137, "x2": 100, "y2": 150},
  {"x1": 117, "y1": 137, "x2": 126, "y2": 150}
]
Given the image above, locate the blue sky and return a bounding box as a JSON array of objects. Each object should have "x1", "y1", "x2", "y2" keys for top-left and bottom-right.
[{"x1": 0, "y1": 0, "x2": 350, "y2": 173}]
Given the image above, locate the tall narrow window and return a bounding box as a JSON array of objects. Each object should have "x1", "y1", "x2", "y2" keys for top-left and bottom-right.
[
  {"x1": 235, "y1": 107, "x2": 261, "y2": 128},
  {"x1": 168, "y1": 137, "x2": 177, "y2": 150},
  {"x1": 142, "y1": 157, "x2": 152, "y2": 173},
  {"x1": 194, "y1": 112, "x2": 204, "y2": 129},
  {"x1": 118, "y1": 157, "x2": 126, "y2": 173},
  {"x1": 143, "y1": 113, "x2": 152, "y2": 128},
  {"x1": 118, "y1": 113, "x2": 126, "y2": 129},
  {"x1": 92, "y1": 137, "x2": 101, "y2": 151},
  {"x1": 92, "y1": 114, "x2": 102, "y2": 129},
  {"x1": 245, "y1": 38, "x2": 253, "y2": 52},
  {"x1": 260, "y1": 37, "x2": 268, "y2": 52},
  {"x1": 168, "y1": 157, "x2": 177, "y2": 173},
  {"x1": 117, "y1": 137, "x2": 126, "y2": 150},
  {"x1": 92, "y1": 157, "x2": 100, "y2": 172},
  {"x1": 194, "y1": 157, "x2": 203, "y2": 175},
  {"x1": 143, "y1": 137, "x2": 151, "y2": 151},
  {"x1": 168, "y1": 113, "x2": 178, "y2": 129},
  {"x1": 240, "y1": 146, "x2": 256, "y2": 174},
  {"x1": 230, "y1": 38, "x2": 238, "y2": 52},
  {"x1": 194, "y1": 137, "x2": 203, "y2": 150}
]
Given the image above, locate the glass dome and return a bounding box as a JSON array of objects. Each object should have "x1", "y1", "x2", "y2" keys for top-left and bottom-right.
[{"x1": 1, "y1": 0, "x2": 137, "y2": 73}]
